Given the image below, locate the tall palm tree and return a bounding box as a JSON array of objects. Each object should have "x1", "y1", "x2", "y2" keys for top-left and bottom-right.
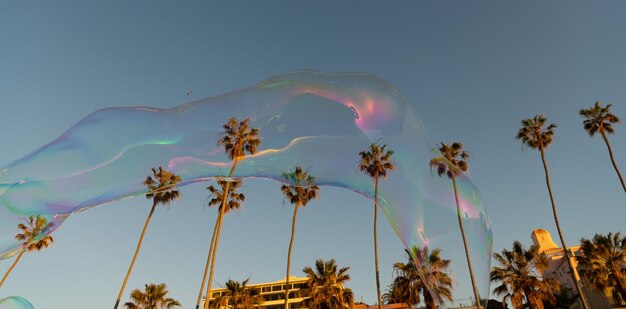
[
  {"x1": 124, "y1": 283, "x2": 181, "y2": 309},
  {"x1": 515, "y1": 115, "x2": 589, "y2": 309},
  {"x1": 0, "y1": 215, "x2": 54, "y2": 289},
  {"x1": 302, "y1": 259, "x2": 354, "y2": 309},
  {"x1": 200, "y1": 117, "x2": 260, "y2": 309},
  {"x1": 429, "y1": 142, "x2": 480, "y2": 307},
  {"x1": 201, "y1": 178, "x2": 246, "y2": 308},
  {"x1": 114, "y1": 167, "x2": 181, "y2": 309},
  {"x1": 209, "y1": 279, "x2": 264, "y2": 309},
  {"x1": 577, "y1": 232, "x2": 626, "y2": 305},
  {"x1": 579, "y1": 102, "x2": 625, "y2": 193},
  {"x1": 392, "y1": 246, "x2": 453, "y2": 309},
  {"x1": 357, "y1": 142, "x2": 394, "y2": 309},
  {"x1": 281, "y1": 166, "x2": 320, "y2": 309},
  {"x1": 490, "y1": 241, "x2": 559, "y2": 309}
]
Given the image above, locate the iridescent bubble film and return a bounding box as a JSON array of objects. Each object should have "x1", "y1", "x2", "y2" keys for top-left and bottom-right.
[
  {"x1": 0, "y1": 296, "x2": 34, "y2": 309},
  {"x1": 0, "y1": 71, "x2": 492, "y2": 305}
]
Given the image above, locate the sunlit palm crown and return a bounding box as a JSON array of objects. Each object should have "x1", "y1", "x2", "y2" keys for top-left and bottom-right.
[
  {"x1": 280, "y1": 166, "x2": 320, "y2": 207},
  {"x1": 515, "y1": 114, "x2": 557, "y2": 150},
  {"x1": 303, "y1": 259, "x2": 354, "y2": 309},
  {"x1": 577, "y1": 232, "x2": 626, "y2": 303},
  {"x1": 124, "y1": 283, "x2": 181, "y2": 309},
  {"x1": 357, "y1": 143, "x2": 395, "y2": 179},
  {"x1": 490, "y1": 241, "x2": 558, "y2": 309},
  {"x1": 207, "y1": 178, "x2": 245, "y2": 214},
  {"x1": 217, "y1": 117, "x2": 261, "y2": 160},
  {"x1": 304, "y1": 259, "x2": 351, "y2": 287},
  {"x1": 212, "y1": 278, "x2": 264, "y2": 309},
  {"x1": 143, "y1": 166, "x2": 182, "y2": 206},
  {"x1": 429, "y1": 142, "x2": 469, "y2": 179},
  {"x1": 15, "y1": 215, "x2": 54, "y2": 252},
  {"x1": 394, "y1": 246, "x2": 453, "y2": 306},
  {"x1": 579, "y1": 101, "x2": 620, "y2": 137}
]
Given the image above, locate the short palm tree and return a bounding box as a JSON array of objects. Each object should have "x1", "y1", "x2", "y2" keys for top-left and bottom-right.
[
  {"x1": 357, "y1": 142, "x2": 394, "y2": 309},
  {"x1": 114, "y1": 167, "x2": 181, "y2": 309},
  {"x1": 281, "y1": 166, "x2": 320, "y2": 309},
  {"x1": 490, "y1": 241, "x2": 559, "y2": 309},
  {"x1": 0, "y1": 215, "x2": 54, "y2": 289},
  {"x1": 577, "y1": 232, "x2": 626, "y2": 305},
  {"x1": 579, "y1": 102, "x2": 625, "y2": 193},
  {"x1": 302, "y1": 259, "x2": 354, "y2": 309},
  {"x1": 392, "y1": 246, "x2": 453, "y2": 309},
  {"x1": 382, "y1": 276, "x2": 414, "y2": 306},
  {"x1": 429, "y1": 142, "x2": 480, "y2": 307},
  {"x1": 124, "y1": 283, "x2": 181, "y2": 309},
  {"x1": 515, "y1": 115, "x2": 589, "y2": 309},
  {"x1": 201, "y1": 178, "x2": 246, "y2": 308},
  {"x1": 199, "y1": 117, "x2": 260, "y2": 309},
  {"x1": 209, "y1": 278, "x2": 264, "y2": 309}
]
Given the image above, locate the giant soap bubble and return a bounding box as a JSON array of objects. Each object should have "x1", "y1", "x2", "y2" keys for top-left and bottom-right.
[
  {"x1": 0, "y1": 71, "x2": 492, "y2": 305},
  {"x1": 0, "y1": 296, "x2": 34, "y2": 309}
]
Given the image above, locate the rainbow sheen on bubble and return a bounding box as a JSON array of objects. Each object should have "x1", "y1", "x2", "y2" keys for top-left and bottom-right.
[
  {"x1": 0, "y1": 296, "x2": 34, "y2": 309},
  {"x1": 0, "y1": 71, "x2": 492, "y2": 305}
]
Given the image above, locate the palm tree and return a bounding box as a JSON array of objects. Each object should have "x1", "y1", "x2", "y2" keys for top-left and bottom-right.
[
  {"x1": 392, "y1": 246, "x2": 453, "y2": 309},
  {"x1": 114, "y1": 167, "x2": 181, "y2": 309},
  {"x1": 200, "y1": 117, "x2": 260, "y2": 309},
  {"x1": 382, "y1": 276, "x2": 413, "y2": 306},
  {"x1": 357, "y1": 143, "x2": 394, "y2": 309},
  {"x1": 200, "y1": 178, "x2": 246, "y2": 308},
  {"x1": 124, "y1": 283, "x2": 181, "y2": 309},
  {"x1": 579, "y1": 102, "x2": 625, "y2": 193},
  {"x1": 490, "y1": 241, "x2": 559, "y2": 309},
  {"x1": 302, "y1": 259, "x2": 354, "y2": 309},
  {"x1": 515, "y1": 115, "x2": 589, "y2": 309},
  {"x1": 281, "y1": 166, "x2": 320, "y2": 309},
  {"x1": 0, "y1": 215, "x2": 54, "y2": 289},
  {"x1": 577, "y1": 232, "x2": 626, "y2": 305},
  {"x1": 429, "y1": 142, "x2": 481, "y2": 307},
  {"x1": 209, "y1": 279, "x2": 264, "y2": 309}
]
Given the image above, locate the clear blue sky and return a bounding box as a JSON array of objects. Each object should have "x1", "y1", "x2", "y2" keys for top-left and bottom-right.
[{"x1": 1, "y1": 1, "x2": 625, "y2": 308}]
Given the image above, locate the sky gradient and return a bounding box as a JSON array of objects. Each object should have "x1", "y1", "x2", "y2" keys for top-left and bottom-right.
[{"x1": 1, "y1": 1, "x2": 625, "y2": 308}]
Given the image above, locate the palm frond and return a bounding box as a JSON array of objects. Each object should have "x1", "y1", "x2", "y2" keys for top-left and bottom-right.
[{"x1": 357, "y1": 142, "x2": 395, "y2": 180}]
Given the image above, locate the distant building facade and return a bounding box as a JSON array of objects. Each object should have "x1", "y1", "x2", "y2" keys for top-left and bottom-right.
[
  {"x1": 202, "y1": 277, "x2": 484, "y2": 309},
  {"x1": 202, "y1": 276, "x2": 309, "y2": 309},
  {"x1": 531, "y1": 229, "x2": 623, "y2": 309}
]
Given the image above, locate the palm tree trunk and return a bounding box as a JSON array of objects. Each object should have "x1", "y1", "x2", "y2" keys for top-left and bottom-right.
[
  {"x1": 452, "y1": 177, "x2": 481, "y2": 309},
  {"x1": 114, "y1": 200, "x2": 158, "y2": 309},
  {"x1": 196, "y1": 210, "x2": 222, "y2": 309},
  {"x1": 284, "y1": 203, "x2": 300, "y2": 309},
  {"x1": 539, "y1": 146, "x2": 589, "y2": 309},
  {"x1": 600, "y1": 130, "x2": 626, "y2": 193},
  {"x1": 204, "y1": 199, "x2": 226, "y2": 309},
  {"x1": 0, "y1": 250, "x2": 25, "y2": 289},
  {"x1": 373, "y1": 175, "x2": 383, "y2": 309},
  {"x1": 424, "y1": 291, "x2": 436, "y2": 309},
  {"x1": 204, "y1": 159, "x2": 239, "y2": 309}
]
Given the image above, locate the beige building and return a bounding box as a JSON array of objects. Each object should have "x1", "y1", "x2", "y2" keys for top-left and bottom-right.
[
  {"x1": 531, "y1": 229, "x2": 624, "y2": 309},
  {"x1": 203, "y1": 276, "x2": 311, "y2": 309},
  {"x1": 203, "y1": 278, "x2": 480, "y2": 309}
]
